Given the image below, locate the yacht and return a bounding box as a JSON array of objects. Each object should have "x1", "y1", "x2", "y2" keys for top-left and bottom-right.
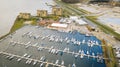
[
  {"x1": 65, "y1": 37, "x2": 68, "y2": 41},
  {"x1": 25, "y1": 45, "x2": 30, "y2": 49},
  {"x1": 66, "y1": 40, "x2": 70, "y2": 44}
]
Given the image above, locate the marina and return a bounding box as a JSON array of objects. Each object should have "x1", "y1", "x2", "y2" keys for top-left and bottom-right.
[{"x1": 0, "y1": 25, "x2": 106, "y2": 67}]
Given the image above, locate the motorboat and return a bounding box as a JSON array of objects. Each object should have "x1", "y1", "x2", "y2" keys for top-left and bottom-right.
[
  {"x1": 33, "y1": 60, "x2": 37, "y2": 65},
  {"x1": 23, "y1": 53, "x2": 28, "y2": 57},
  {"x1": 17, "y1": 58, "x2": 22, "y2": 62},
  {"x1": 55, "y1": 60, "x2": 59, "y2": 64},
  {"x1": 61, "y1": 60, "x2": 64, "y2": 65},
  {"x1": 40, "y1": 63, "x2": 44, "y2": 67},
  {"x1": 72, "y1": 63, "x2": 76, "y2": 67}
]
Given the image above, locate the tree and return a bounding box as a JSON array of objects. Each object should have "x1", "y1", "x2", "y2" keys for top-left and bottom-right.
[{"x1": 61, "y1": 0, "x2": 80, "y2": 3}]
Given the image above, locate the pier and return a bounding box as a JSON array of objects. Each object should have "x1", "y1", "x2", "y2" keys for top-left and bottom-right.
[
  {"x1": 9, "y1": 41, "x2": 110, "y2": 60},
  {"x1": 0, "y1": 51, "x2": 66, "y2": 67}
]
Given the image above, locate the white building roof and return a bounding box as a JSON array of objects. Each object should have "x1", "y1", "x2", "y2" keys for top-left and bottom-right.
[
  {"x1": 76, "y1": 19, "x2": 88, "y2": 25},
  {"x1": 116, "y1": 54, "x2": 120, "y2": 58},
  {"x1": 70, "y1": 16, "x2": 79, "y2": 20},
  {"x1": 51, "y1": 23, "x2": 68, "y2": 28}
]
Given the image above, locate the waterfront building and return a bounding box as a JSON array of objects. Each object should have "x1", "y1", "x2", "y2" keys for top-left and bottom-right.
[
  {"x1": 37, "y1": 10, "x2": 48, "y2": 17},
  {"x1": 52, "y1": 7, "x2": 63, "y2": 16},
  {"x1": 18, "y1": 13, "x2": 31, "y2": 19}
]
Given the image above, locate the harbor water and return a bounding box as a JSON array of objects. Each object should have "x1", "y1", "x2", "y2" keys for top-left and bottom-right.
[{"x1": 0, "y1": 25, "x2": 106, "y2": 67}]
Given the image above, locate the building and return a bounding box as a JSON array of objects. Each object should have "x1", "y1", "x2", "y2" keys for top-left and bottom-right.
[
  {"x1": 18, "y1": 13, "x2": 31, "y2": 19},
  {"x1": 51, "y1": 23, "x2": 68, "y2": 28},
  {"x1": 37, "y1": 10, "x2": 48, "y2": 17},
  {"x1": 52, "y1": 7, "x2": 62, "y2": 16}
]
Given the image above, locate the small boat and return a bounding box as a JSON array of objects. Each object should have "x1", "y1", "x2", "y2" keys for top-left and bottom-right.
[
  {"x1": 96, "y1": 41, "x2": 99, "y2": 45},
  {"x1": 75, "y1": 54, "x2": 78, "y2": 58},
  {"x1": 78, "y1": 42, "x2": 81, "y2": 45},
  {"x1": 55, "y1": 60, "x2": 59, "y2": 64},
  {"x1": 92, "y1": 53, "x2": 95, "y2": 58},
  {"x1": 6, "y1": 55, "x2": 10, "y2": 59},
  {"x1": 26, "y1": 60, "x2": 29, "y2": 64},
  {"x1": 41, "y1": 37, "x2": 45, "y2": 40},
  {"x1": 78, "y1": 50, "x2": 81, "y2": 54},
  {"x1": 9, "y1": 55, "x2": 14, "y2": 60},
  {"x1": 33, "y1": 60, "x2": 37, "y2": 65},
  {"x1": 80, "y1": 50, "x2": 84, "y2": 58},
  {"x1": 82, "y1": 39, "x2": 85, "y2": 44},
  {"x1": 87, "y1": 51, "x2": 89, "y2": 55},
  {"x1": 40, "y1": 63, "x2": 44, "y2": 67},
  {"x1": 23, "y1": 53, "x2": 28, "y2": 57},
  {"x1": 53, "y1": 49, "x2": 56, "y2": 54},
  {"x1": 27, "y1": 55, "x2": 31, "y2": 58},
  {"x1": 28, "y1": 60, "x2": 32, "y2": 64},
  {"x1": 40, "y1": 56, "x2": 46, "y2": 61},
  {"x1": 61, "y1": 60, "x2": 64, "y2": 65},
  {"x1": 72, "y1": 63, "x2": 76, "y2": 67},
  {"x1": 17, "y1": 58, "x2": 22, "y2": 62},
  {"x1": 85, "y1": 34, "x2": 90, "y2": 37},
  {"x1": 55, "y1": 50, "x2": 59, "y2": 55},
  {"x1": 34, "y1": 43, "x2": 38, "y2": 46}
]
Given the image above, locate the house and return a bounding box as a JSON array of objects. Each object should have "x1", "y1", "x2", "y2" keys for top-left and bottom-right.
[
  {"x1": 52, "y1": 7, "x2": 63, "y2": 16},
  {"x1": 37, "y1": 10, "x2": 48, "y2": 17},
  {"x1": 18, "y1": 13, "x2": 31, "y2": 19}
]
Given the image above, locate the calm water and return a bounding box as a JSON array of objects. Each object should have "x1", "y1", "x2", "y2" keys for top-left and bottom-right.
[
  {"x1": 0, "y1": 0, "x2": 54, "y2": 37},
  {"x1": 0, "y1": 25, "x2": 106, "y2": 67}
]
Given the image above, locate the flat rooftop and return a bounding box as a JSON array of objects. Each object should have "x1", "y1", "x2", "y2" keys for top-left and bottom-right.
[{"x1": 0, "y1": 25, "x2": 106, "y2": 67}]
